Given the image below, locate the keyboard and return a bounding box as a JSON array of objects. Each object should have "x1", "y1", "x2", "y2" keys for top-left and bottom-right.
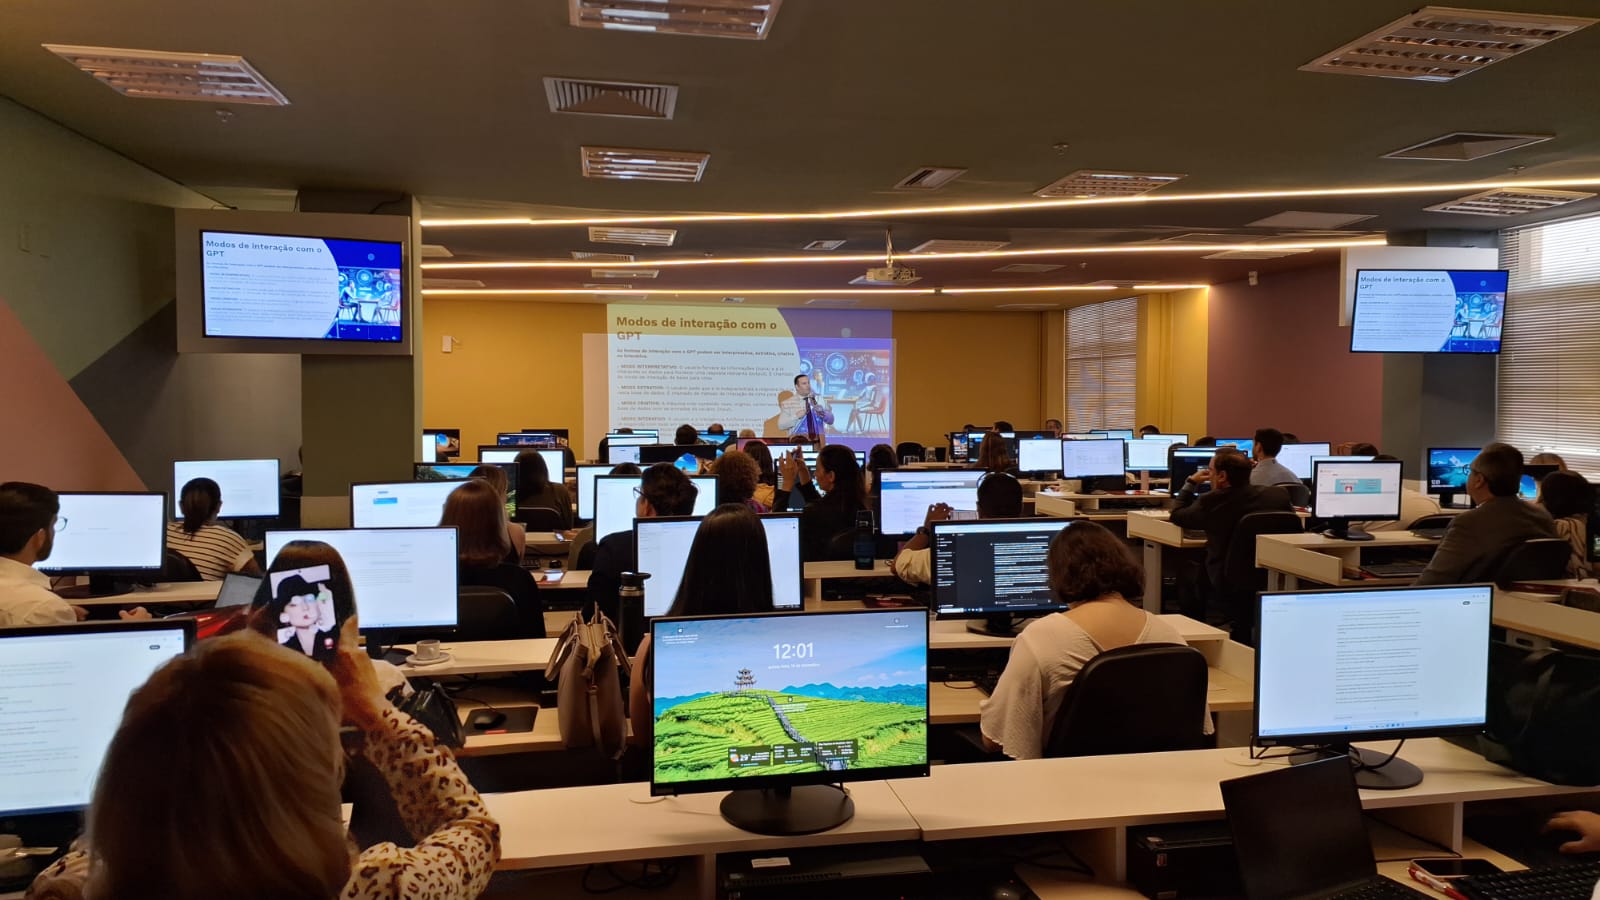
[
  {"x1": 1326, "y1": 875, "x2": 1432, "y2": 898},
  {"x1": 1360, "y1": 561, "x2": 1430, "y2": 579},
  {"x1": 1455, "y1": 861, "x2": 1600, "y2": 900},
  {"x1": 1410, "y1": 527, "x2": 1448, "y2": 540}
]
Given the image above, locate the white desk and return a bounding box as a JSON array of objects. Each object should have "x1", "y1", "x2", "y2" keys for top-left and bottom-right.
[
  {"x1": 1125, "y1": 511, "x2": 1206, "y2": 612},
  {"x1": 801, "y1": 559, "x2": 895, "y2": 601},
  {"x1": 1494, "y1": 586, "x2": 1600, "y2": 652},
  {"x1": 397, "y1": 638, "x2": 560, "y2": 677},
  {"x1": 524, "y1": 531, "x2": 571, "y2": 555},
  {"x1": 1034, "y1": 492, "x2": 1174, "y2": 520},
  {"x1": 68, "y1": 580, "x2": 222, "y2": 606},
  {"x1": 1255, "y1": 530, "x2": 1439, "y2": 591}
]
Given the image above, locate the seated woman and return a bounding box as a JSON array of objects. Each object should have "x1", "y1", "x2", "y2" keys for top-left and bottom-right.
[
  {"x1": 469, "y1": 463, "x2": 524, "y2": 563},
  {"x1": 165, "y1": 477, "x2": 262, "y2": 580},
  {"x1": 711, "y1": 448, "x2": 768, "y2": 512},
  {"x1": 629, "y1": 503, "x2": 776, "y2": 744},
  {"x1": 866, "y1": 442, "x2": 897, "y2": 488},
  {"x1": 515, "y1": 449, "x2": 573, "y2": 530},
  {"x1": 974, "y1": 432, "x2": 1018, "y2": 476},
  {"x1": 774, "y1": 444, "x2": 868, "y2": 561},
  {"x1": 441, "y1": 478, "x2": 546, "y2": 638},
  {"x1": 1539, "y1": 470, "x2": 1596, "y2": 579},
  {"x1": 979, "y1": 520, "x2": 1204, "y2": 760},
  {"x1": 743, "y1": 440, "x2": 778, "y2": 510},
  {"x1": 27, "y1": 631, "x2": 499, "y2": 900}
]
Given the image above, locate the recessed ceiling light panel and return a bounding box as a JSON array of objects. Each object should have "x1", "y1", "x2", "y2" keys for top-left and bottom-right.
[
  {"x1": 1247, "y1": 211, "x2": 1377, "y2": 229},
  {"x1": 569, "y1": 0, "x2": 782, "y2": 40},
  {"x1": 588, "y1": 225, "x2": 678, "y2": 246},
  {"x1": 572, "y1": 251, "x2": 636, "y2": 262},
  {"x1": 1204, "y1": 249, "x2": 1313, "y2": 260},
  {"x1": 1034, "y1": 170, "x2": 1185, "y2": 199},
  {"x1": 910, "y1": 239, "x2": 1011, "y2": 254},
  {"x1": 581, "y1": 146, "x2": 710, "y2": 183},
  {"x1": 1425, "y1": 187, "x2": 1597, "y2": 215},
  {"x1": 591, "y1": 268, "x2": 660, "y2": 279},
  {"x1": 1300, "y1": 6, "x2": 1598, "y2": 83},
  {"x1": 803, "y1": 240, "x2": 846, "y2": 251},
  {"x1": 43, "y1": 44, "x2": 289, "y2": 105},
  {"x1": 544, "y1": 76, "x2": 678, "y2": 119},
  {"x1": 993, "y1": 263, "x2": 1065, "y2": 273},
  {"x1": 894, "y1": 167, "x2": 967, "y2": 190},
  {"x1": 1382, "y1": 131, "x2": 1554, "y2": 160}
]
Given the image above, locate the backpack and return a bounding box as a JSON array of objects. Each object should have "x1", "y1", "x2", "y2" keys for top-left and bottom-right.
[
  {"x1": 545, "y1": 605, "x2": 630, "y2": 759},
  {"x1": 1472, "y1": 640, "x2": 1600, "y2": 786}
]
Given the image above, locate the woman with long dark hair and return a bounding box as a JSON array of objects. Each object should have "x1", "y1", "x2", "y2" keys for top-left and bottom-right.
[
  {"x1": 166, "y1": 477, "x2": 261, "y2": 580},
  {"x1": 515, "y1": 449, "x2": 573, "y2": 529},
  {"x1": 774, "y1": 444, "x2": 868, "y2": 561},
  {"x1": 441, "y1": 478, "x2": 545, "y2": 637}
]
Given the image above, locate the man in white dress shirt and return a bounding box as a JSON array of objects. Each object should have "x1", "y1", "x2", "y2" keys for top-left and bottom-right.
[{"x1": 0, "y1": 482, "x2": 148, "y2": 626}]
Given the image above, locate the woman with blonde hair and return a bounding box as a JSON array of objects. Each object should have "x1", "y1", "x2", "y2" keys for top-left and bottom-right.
[{"x1": 26, "y1": 630, "x2": 500, "y2": 900}]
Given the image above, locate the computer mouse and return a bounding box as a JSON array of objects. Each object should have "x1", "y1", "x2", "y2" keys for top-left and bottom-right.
[
  {"x1": 988, "y1": 885, "x2": 1026, "y2": 900},
  {"x1": 468, "y1": 710, "x2": 507, "y2": 731}
]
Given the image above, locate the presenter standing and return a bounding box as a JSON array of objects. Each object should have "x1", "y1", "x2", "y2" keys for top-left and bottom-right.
[{"x1": 778, "y1": 373, "x2": 834, "y2": 442}]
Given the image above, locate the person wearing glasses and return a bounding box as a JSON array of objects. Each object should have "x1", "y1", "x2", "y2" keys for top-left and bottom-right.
[
  {"x1": 585, "y1": 464, "x2": 699, "y2": 632},
  {"x1": 1415, "y1": 443, "x2": 1557, "y2": 586},
  {"x1": 0, "y1": 482, "x2": 150, "y2": 626}
]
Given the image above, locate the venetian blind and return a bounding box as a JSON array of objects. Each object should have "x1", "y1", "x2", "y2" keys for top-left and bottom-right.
[
  {"x1": 1498, "y1": 214, "x2": 1600, "y2": 479},
  {"x1": 1065, "y1": 296, "x2": 1138, "y2": 433}
]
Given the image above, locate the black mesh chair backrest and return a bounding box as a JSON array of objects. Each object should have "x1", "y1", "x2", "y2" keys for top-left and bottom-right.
[
  {"x1": 1044, "y1": 643, "x2": 1211, "y2": 758},
  {"x1": 455, "y1": 586, "x2": 519, "y2": 641},
  {"x1": 1222, "y1": 511, "x2": 1304, "y2": 592},
  {"x1": 1494, "y1": 537, "x2": 1572, "y2": 587},
  {"x1": 515, "y1": 506, "x2": 565, "y2": 531},
  {"x1": 896, "y1": 442, "x2": 926, "y2": 463},
  {"x1": 1280, "y1": 482, "x2": 1311, "y2": 508},
  {"x1": 161, "y1": 549, "x2": 203, "y2": 583},
  {"x1": 1407, "y1": 513, "x2": 1455, "y2": 532}
]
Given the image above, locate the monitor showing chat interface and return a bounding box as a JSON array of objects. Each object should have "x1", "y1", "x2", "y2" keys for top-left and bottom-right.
[
  {"x1": 1061, "y1": 438, "x2": 1126, "y2": 478},
  {"x1": 35, "y1": 493, "x2": 166, "y2": 574},
  {"x1": 650, "y1": 609, "x2": 928, "y2": 791},
  {"x1": 1016, "y1": 436, "x2": 1064, "y2": 473},
  {"x1": 172, "y1": 458, "x2": 281, "y2": 519},
  {"x1": 1276, "y1": 443, "x2": 1334, "y2": 481},
  {"x1": 635, "y1": 515, "x2": 803, "y2": 617},
  {"x1": 878, "y1": 470, "x2": 982, "y2": 535},
  {"x1": 264, "y1": 527, "x2": 458, "y2": 630},
  {"x1": 1312, "y1": 460, "x2": 1403, "y2": 521},
  {"x1": 201, "y1": 231, "x2": 402, "y2": 343},
  {"x1": 931, "y1": 518, "x2": 1073, "y2": 617},
  {"x1": 1351, "y1": 269, "x2": 1508, "y2": 354},
  {"x1": 1124, "y1": 439, "x2": 1172, "y2": 471},
  {"x1": 1256, "y1": 584, "x2": 1491, "y2": 743},
  {"x1": 351, "y1": 480, "x2": 463, "y2": 528},
  {"x1": 1427, "y1": 447, "x2": 1480, "y2": 494},
  {"x1": 0, "y1": 622, "x2": 192, "y2": 817},
  {"x1": 593, "y1": 476, "x2": 718, "y2": 541}
]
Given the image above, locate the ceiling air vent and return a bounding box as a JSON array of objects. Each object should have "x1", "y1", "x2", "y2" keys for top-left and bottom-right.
[
  {"x1": 721, "y1": 296, "x2": 745, "y2": 303},
  {"x1": 569, "y1": 0, "x2": 782, "y2": 40},
  {"x1": 1204, "y1": 249, "x2": 1314, "y2": 260},
  {"x1": 1034, "y1": 170, "x2": 1185, "y2": 199},
  {"x1": 43, "y1": 44, "x2": 289, "y2": 105},
  {"x1": 894, "y1": 167, "x2": 967, "y2": 190},
  {"x1": 573, "y1": 251, "x2": 635, "y2": 262},
  {"x1": 544, "y1": 76, "x2": 678, "y2": 119},
  {"x1": 909, "y1": 240, "x2": 1010, "y2": 254},
  {"x1": 1247, "y1": 211, "x2": 1376, "y2": 229},
  {"x1": 994, "y1": 263, "x2": 1064, "y2": 273},
  {"x1": 1426, "y1": 187, "x2": 1597, "y2": 215},
  {"x1": 806, "y1": 298, "x2": 860, "y2": 307},
  {"x1": 803, "y1": 240, "x2": 846, "y2": 251},
  {"x1": 591, "y1": 268, "x2": 660, "y2": 279},
  {"x1": 421, "y1": 277, "x2": 486, "y2": 289},
  {"x1": 581, "y1": 146, "x2": 710, "y2": 182},
  {"x1": 1382, "y1": 131, "x2": 1554, "y2": 160},
  {"x1": 419, "y1": 243, "x2": 454, "y2": 259},
  {"x1": 588, "y1": 225, "x2": 677, "y2": 246},
  {"x1": 1300, "y1": 7, "x2": 1598, "y2": 83},
  {"x1": 584, "y1": 283, "x2": 632, "y2": 289}
]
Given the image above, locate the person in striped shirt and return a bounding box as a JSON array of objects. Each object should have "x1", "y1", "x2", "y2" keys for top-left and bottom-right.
[{"x1": 166, "y1": 478, "x2": 262, "y2": 580}]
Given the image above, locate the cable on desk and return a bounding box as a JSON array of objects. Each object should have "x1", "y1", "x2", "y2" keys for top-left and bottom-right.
[
  {"x1": 581, "y1": 859, "x2": 680, "y2": 893},
  {"x1": 1349, "y1": 740, "x2": 1406, "y2": 773}
]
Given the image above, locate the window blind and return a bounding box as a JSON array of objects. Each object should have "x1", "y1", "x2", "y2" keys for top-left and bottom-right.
[
  {"x1": 1499, "y1": 215, "x2": 1600, "y2": 479},
  {"x1": 1065, "y1": 296, "x2": 1138, "y2": 433}
]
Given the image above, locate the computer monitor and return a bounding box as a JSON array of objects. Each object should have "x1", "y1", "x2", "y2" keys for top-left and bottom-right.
[
  {"x1": 1140, "y1": 433, "x2": 1189, "y2": 446},
  {"x1": 1311, "y1": 459, "x2": 1403, "y2": 541},
  {"x1": 1276, "y1": 442, "x2": 1334, "y2": 481},
  {"x1": 0, "y1": 620, "x2": 195, "y2": 822},
  {"x1": 497, "y1": 431, "x2": 560, "y2": 447},
  {"x1": 576, "y1": 464, "x2": 615, "y2": 520},
  {"x1": 1090, "y1": 429, "x2": 1135, "y2": 440},
  {"x1": 519, "y1": 427, "x2": 571, "y2": 445},
  {"x1": 608, "y1": 443, "x2": 643, "y2": 465},
  {"x1": 1168, "y1": 448, "x2": 1217, "y2": 490},
  {"x1": 1310, "y1": 454, "x2": 1374, "y2": 470},
  {"x1": 931, "y1": 517, "x2": 1074, "y2": 635},
  {"x1": 948, "y1": 432, "x2": 972, "y2": 462},
  {"x1": 477, "y1": 446, "x2": 520, "y2": 464},
  {"x1": 1518, "y1": 463, "x2": 1561, "y2": 501},
  {"x1": 350, "y1": 480, "x2": 464, "y2": 528},
  {"x1": 1061, "y1": 438, "x2": 1126, "y2": 479},
  {"x1": 263, "y1": 527, "x2": 459, "y2": 634},
  {"x1": 1255, "y1": 584, "x2": 1493, "y2": 789},
  {"x1": 605, "y1": 433, "x2": 656, "y2": 448},
  {"x1": 1016, "y1": 435, "x2": 1064, "y2": 474},
  {"x1": 648, "y1": 608, "x2": 929, "y2": 834},
  {"x1": 481, "y1": 446, "x2": 564, "y2": 477},
  {"x1": 414, "y1": 463, "x2": 517, "y2": 517},
  {"x1": 800, "y1": 447, "x2": 867, "y2": 471},
  {"x1": 1124, "y1": 439, "x2": 1172, "y2": 472},
  {"x1": 172, "y1": 458, "x2": 281, "y2": 520},
  {"x1": 1216, "y1": 438, "x2": 1254, "y2": 456},
  {"x1": 1426, "y1": 447, "x2": 1480, "y2": 497},
  {"x1": 592, "y1": 475, "x2": 719, "y2": 541},
  {"x1": 1063, "y1": 432, "x2": 1108, "y2": 441},
  {"x1": 35, "y1": 493, "x2": 167, "y2": 596},
  {"x1": 642, "y1": 443, "x2": 718, "y2": 472},
  {"x1": 422, "y1": 428, "x2": 460, "y2": 461},
  {"x1": 698, "y1": 431, "x2": 734, "y2": 446},
  {"x1": 634, "y1": 514, "x2": 803, "y2": 617},
  {"x1": 877, "y1": 470, "x2": 982, "y2": 535}
]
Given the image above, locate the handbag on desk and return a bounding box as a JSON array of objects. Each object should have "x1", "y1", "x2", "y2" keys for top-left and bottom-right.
[
  {"x1": 545, "y1": 605, "x2": 630, "y2": 759},
  {"x1": 1472, "y1": 640, "x2": 1600, "y2": 786}
]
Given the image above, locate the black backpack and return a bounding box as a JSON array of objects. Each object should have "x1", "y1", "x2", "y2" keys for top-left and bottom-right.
[{"x1": 1472, "y1": 640, "x2": 1600, "y2": 786}]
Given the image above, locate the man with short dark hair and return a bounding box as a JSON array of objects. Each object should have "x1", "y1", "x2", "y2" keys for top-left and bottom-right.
[
  {"x1": 891, "y1": 472, "x2": 1026, "y2": 585},
  {"x1": 1170, "y1": 449, "x2": 1293, "y2": 632},
  {"x1": 1044, "y1": 418, "x2": 1063, "y2": 436},
  {"x1": 673, "y1": 424, "x2": 699, "y2": 446},
  {"x1": 1250, "y1": 428, "x2": 1298, "y2": 486},
  {"x1": 1416, "y1": 442, "x2": 1556, "y2": 585},
  {"x1": 778, "y1": 374, "x2": 833, "y2": 440},
  {"x1": 0, "y1": 483, "x2": 151, "y2": 626}
]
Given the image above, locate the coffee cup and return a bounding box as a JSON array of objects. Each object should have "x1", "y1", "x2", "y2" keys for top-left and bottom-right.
[{"x1": 414, "y1": 639, "x2": 442, "y2": 661}]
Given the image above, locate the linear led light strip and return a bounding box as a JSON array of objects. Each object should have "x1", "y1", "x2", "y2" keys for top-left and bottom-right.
[
  {"x1": 422, "y1": 284, "x2": 1210, "y2": 297},
  {"x1": 424, "y1": 238, "x2": 1384, "y2": 271},
  {"x1": 419, "y1": 177, "x2": 1600, "y2": 228}
]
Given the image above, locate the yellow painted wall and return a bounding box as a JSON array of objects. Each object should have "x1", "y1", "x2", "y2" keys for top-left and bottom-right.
[
  {"x1": 892, "y1": 310, "x2": 1047, "y2": 447},
  {"x1": 1136, "y1": 288, "x2": 1208, "y2": 439}
]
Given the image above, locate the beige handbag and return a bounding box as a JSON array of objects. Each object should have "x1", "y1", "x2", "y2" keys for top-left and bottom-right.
[{"x1": 544, "y1": 605, "x2": 630, "y2": 759}]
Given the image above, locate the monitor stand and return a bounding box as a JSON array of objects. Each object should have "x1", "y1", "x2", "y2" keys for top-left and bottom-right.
[
  {"x1": 1322, "y1": 519, "x2": 1374, "y2": 542},
  {"x1": 720, "y1": 785, "x2": 855, "y2": 836},
  {"x1": 967, "y1": 614, "x2": 1024, "y2": 637},
  {"x1": 55, "y1": 574, "x2": 137, "y2": 599},
  {"x1": 1287, "y1": 745, "x2": 1423, "y2": 791}
]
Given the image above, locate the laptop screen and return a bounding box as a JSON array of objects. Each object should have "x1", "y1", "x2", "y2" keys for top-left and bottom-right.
[{"x1": 1222, "y1": 758, "x2": 1378, "y2": 900}]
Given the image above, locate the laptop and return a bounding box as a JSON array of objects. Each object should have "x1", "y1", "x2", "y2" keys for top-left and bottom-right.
[
  {"x1": 216, "y1": 572, "x2": 262, "y2": 608},
  {"x1": 1222, "y1": 758, "x2": 1430, "y2": 899}
]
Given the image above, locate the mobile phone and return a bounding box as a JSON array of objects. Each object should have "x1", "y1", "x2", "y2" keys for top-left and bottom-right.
[
  {"x1": 543, "y1": 570, "x2": 565, "y2": 584},
  {"x1": 853, "y1": 510, "x2": 876, "y2": 570},
  {"x1": 1411, "y1": 858, "x2": 1502, "y2": 879}
]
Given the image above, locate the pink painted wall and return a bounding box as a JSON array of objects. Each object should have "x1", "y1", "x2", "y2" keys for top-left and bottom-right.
[
  {"x1": 1205, "y1": 264, "x2": 1384, "y2": 444},
  {"x1": 0, "y1": 297, "x2": 144, "y2": 491}
]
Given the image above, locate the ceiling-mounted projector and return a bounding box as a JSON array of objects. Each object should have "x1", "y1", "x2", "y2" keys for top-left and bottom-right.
[{"x1": 862, "y1": 264, "x2": 919, "y2": 285}]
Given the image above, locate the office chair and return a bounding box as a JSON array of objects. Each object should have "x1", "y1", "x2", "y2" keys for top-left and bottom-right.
[
  {"x1": 896, "y1": 441, "x2": 926, "y2": 464},
  {"x1": 159, "y1": 550, "x2": 203, "y2": 583},
  {"x1": 1280, "y1": 482, "x2": 1311, "y2": 507},
  {"x1": 1043, "y1": 644, "x2": 1211, "y2": 758},
  {"x1": 454, "y1": 586, "x2": 520, "y2": 641},
  {"x1": 1221, "y1": 511, "x2": 1304, "y2": 645},
  {"x1": 1494, "y1": 538, "x2": 1572, "y2": 588},
  {"x1": 515, "y1": 506, "x2": 566, "y2": 531},
  {"x1": 1407, "y1": 513, "x2": 1455, "y2": 532}
]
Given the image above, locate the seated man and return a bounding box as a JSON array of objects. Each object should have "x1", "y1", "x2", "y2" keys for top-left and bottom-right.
[
  {"x1": 0, "y1": 482, "x2": 149, "y2": 626},
  {"x1": 1170, "y1": 449, "x2": 1293, "y2": 632},
  {"x1": 1249, "y1": 427, "x2": 1299, "y2": 486},
  {"x1": 891, "y1": 472, "x2": 1024, "y2": 585},
  {"x1": 1415, "y1": 442, "x2": 1557, "y2": 586}
]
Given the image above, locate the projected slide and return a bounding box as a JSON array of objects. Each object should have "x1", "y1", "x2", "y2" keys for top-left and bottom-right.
[
  {"x1": 652, "y1": 613, "x2": 926, "y2": 784},
  {"x1": 603, "y1": 306, "x2": 893, "y2": 451},
  {"x1": 1351, "y1": 270, "x2": 1507, "y2": 354},
  {"x1": 201, "y1": 231, "x2": 403, "y2": 343}
]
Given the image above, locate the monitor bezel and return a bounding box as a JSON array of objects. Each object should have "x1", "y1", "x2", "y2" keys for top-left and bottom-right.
[
  {"x1": 929, "y1": 516, "x2": 1073, "y2": 620},
  {"x1": 476, "y1": 445, "x2": 523, "y2": 464},
  {"x1": 633, "y1": 512, "x2": 805, "y2": 617},
  {"x1": 605, "y1": 433, "x2": 658, "y2": 447},
  {"x1": 496, "y1": 431, "x2": 563, "y2": 447},
  {"x1": 349, "y1": 479, "x2": 466, "y2": 529},
  {"x1": 592, "y1": 474, "x2": 720, "y2": 541},
  {"x1": 575, "y1": 463, "x2": 616, "y2": 520},
  {"x1": 0, "y1": 618, "x2": 197, "y2": 818},
  {"x1": 641, "y1": 443, "x2": 719, "y2": 466},
  {"x1": 1253, "y1": 583, "x2": 1493, "y2": 748},
  {"x1": 35, "y1": 491, "x2": 168, "y2": 576},
  {"x1": 1424, "y1": 446, "x2": 1483, "y2": 496},
  {"x1": 1311, "y1": 459, "x2": 1404, "y2": 523},
  {"x1": 1274, "y1": 442, "x2": 1334, "y2": 482},
  {"x1": 422, "y1": 428, "x2": 461, "y2": 461},
  {"x1": 262, "y1": 526, "x2": 461, "y2": 632},
  {"x1": 1061, "y1": 438, "x2": 1128, "y2": 479},
  {"x1": 171, "y1": 458, "x2": 282, "y2": 521},
  {"x1": 876, "y1": 469, "x2": 983, "y2": 535},
  {"x1": 1123, "y1": 439, "x2": 1173, "y2": 473},
  {"x1": 1349, "y1": 268, "x2": 1509, "y2": 355},
  {"x1": 1089, "y1": 429, "x2": 1135, "y2": 440},
  {"x1": 1014, "y1": 435, "x2": 1066, "y2": 476},
  {"x1": 648, "y1": 608, "x2": 930, "y2": 798}
]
